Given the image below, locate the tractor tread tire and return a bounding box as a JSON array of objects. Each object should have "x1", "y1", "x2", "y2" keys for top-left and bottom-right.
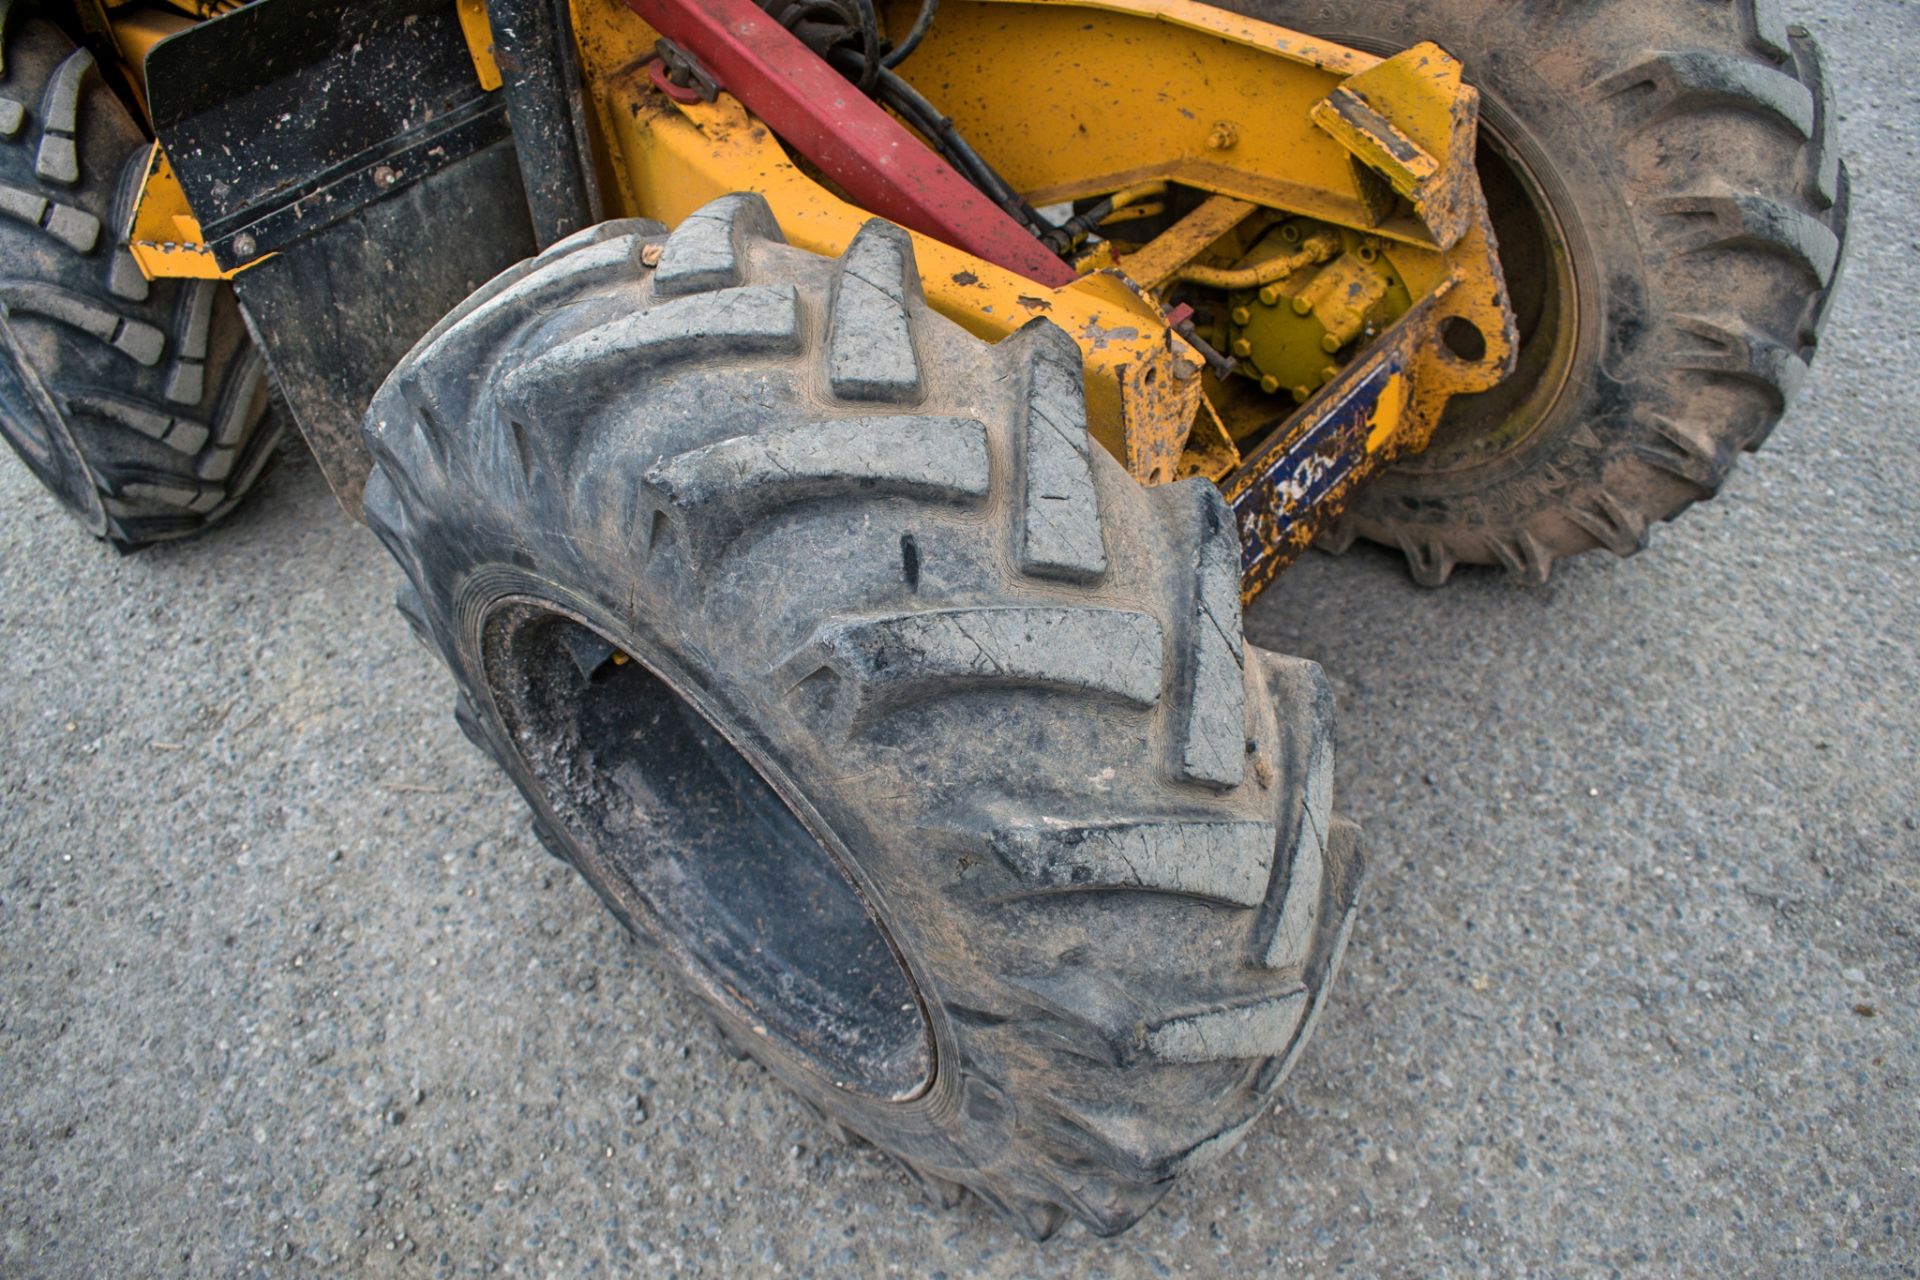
[
  {"x1": 362, "y1": 197, "x2": 1363, "y2": 1237},
  {"x1": 1267, "y1": 0, "x2": 1849, "y2": 585},
  {"x1": 0, "y1": 9, "x2": 274, "y2": 547}
]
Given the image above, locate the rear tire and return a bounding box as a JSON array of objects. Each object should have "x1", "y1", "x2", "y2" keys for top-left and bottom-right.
[
  {"x1": 0, "y1": 10, "x2": 275, "y2": 547},
  {"x1": 362, "y1": 198, "x2": 1365, "y2": 1236},
  {"x1": 1226, "y1": 0, "x2": 1848, "y2": 585}
]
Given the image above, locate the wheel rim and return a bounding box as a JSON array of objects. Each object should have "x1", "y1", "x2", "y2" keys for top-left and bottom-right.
[
  {"x1": 1391, "y1": 98, "x2": 1584, "y2": 476},
  {"x1": 482, "y1": 600, "x2": 935, "y2": 1102}
]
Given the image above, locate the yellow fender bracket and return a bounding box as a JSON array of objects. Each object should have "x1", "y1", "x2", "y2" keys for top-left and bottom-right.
[
  {"x1": 126, "y1": 143, "x2": 260, "y2": 281},
  {"x1": 1309, "y1": 43, "x2": 1481, "y2": 250}
]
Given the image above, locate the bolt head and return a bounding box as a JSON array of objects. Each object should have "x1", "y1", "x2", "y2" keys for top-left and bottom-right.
[
  {"x1": 232, "y1": 233, "x2": 257, "y2": 260},
  {"x1": 1207, "y1": 121, "x2": 1239, "y2": 150},
  {"x1": 1259, "y1": 374, "x2": 1281, "y2": 394},
  {"x1": 1291, "y1": 296, "x2": 1314, "y2": 316},
  {"x1": 1258, "y1": 285, "x2": 1283, "y2": 307},
  {"x1": 1230, "y1": 338, "x2": 1253, "y2": 358},
  {"x1": 1229, "y1": 306, "x2": 1252, "y2": 326},
  {"x1": 1321, "y1": 334, "x2": 1344, "y2": 354}
]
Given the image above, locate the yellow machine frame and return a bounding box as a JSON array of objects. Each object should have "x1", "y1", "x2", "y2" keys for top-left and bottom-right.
[{"x1": 121, "y1": 0, "x2": 1516, "y2": 590}]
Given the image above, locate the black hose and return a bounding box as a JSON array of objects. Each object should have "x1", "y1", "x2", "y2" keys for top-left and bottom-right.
[
  {"x1": 882, "y1": 0, "x2": 938, "y2": 67},
  {"x1": 862, "y1": 61, "x2": 1053, "y2": 235},
  {"x1": 846, "y1": 0, "x2": 884, "y2": 91},
  {"x1": 776, "y1": 0, "x2": 855, "y2": 26},
  {"x1": 774, "y1": 0, "x2": 1070, "y2": 257}
]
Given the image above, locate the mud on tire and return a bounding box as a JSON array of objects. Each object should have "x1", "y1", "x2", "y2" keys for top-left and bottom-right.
[
  {"x1": 362, "y1": 197, "x2": 1365, "y2": 1237},
  {"x1": 0, "y1": 9, "x2": 274, "y2": 547}
]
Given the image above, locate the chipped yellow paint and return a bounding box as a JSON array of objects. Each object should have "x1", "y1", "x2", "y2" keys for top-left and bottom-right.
[
  {"x1": 1364, "y1": 371, "x2": 1410, "y2": 452},
  {"x1": 126, "y1": 144, "x2": 259, "y2": 281},
  {"x1": 1308, "y1": 43, "x2": 1481, "y2": 249}
]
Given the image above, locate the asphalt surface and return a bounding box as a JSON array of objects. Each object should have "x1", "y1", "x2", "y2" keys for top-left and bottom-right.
[{"x1": 3, "y1": 6, "x2": 1915, "y2": 1276}]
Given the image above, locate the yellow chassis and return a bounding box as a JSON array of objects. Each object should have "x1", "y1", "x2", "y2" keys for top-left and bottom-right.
[{"x1": 123, "y1": 0, "x2": 1516, "y2": 586}]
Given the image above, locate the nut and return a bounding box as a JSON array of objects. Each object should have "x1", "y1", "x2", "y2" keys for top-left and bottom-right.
[{"x1": 1206, "y1": 121, "x2": 1239, "y2": 150}]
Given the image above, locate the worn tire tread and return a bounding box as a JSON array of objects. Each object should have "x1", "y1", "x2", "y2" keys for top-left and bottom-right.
[{"x1": 0, "y1": 11, "x2": 274, "y2": 547}]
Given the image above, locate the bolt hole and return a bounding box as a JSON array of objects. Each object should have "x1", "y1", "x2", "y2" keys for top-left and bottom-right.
[{"x1": 1440, "y1": 316, "x2": 1488, "y2": 363}]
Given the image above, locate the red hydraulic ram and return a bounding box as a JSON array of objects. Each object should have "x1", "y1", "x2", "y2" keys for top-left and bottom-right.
[{"x1": 624, "y1": 0, "x2": 1078, "y2": 287}]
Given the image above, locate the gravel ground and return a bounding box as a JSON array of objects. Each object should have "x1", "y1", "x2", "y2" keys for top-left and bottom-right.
[{"x1": 3, "y1": 7, "x2": 1915, "y2": 1276}]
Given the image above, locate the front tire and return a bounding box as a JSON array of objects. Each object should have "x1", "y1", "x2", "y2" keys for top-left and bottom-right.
[
  {"x1": 362, "y1": 197, "x2": 1364, "y2": 1236},
  {"x1": 0, "y1": 10, "x2": 276, "y2": 547}
]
